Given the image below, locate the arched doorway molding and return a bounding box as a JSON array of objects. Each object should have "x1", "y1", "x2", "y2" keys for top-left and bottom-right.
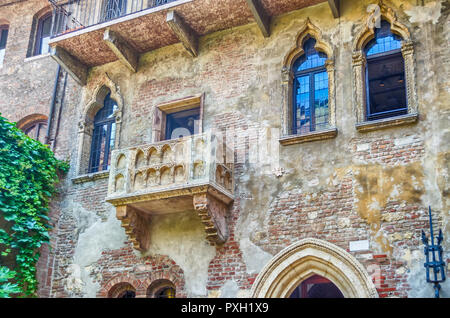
[{"x1": 251, "y1": 238, "x2": 378, "y2": 298}]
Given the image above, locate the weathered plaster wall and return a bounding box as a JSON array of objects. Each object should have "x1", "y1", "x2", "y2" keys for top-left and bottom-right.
[{"x1": 1, "y1": 0, "x2": 446, "y2": 298}]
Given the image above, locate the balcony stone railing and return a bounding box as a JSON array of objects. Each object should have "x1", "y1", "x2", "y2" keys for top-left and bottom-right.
[{"x1": 105, "y1": 132, "x2": 234, "y2": 251}]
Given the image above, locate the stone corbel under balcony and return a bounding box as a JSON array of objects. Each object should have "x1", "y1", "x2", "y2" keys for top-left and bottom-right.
[
  {"x1": 279, "y1": 128, "x2": 338, "y2": 146},
  {"x1": 108, "y1": 184, "x2": 233, "y2": 252},
  {"x1": 50, "y1": 46, "x2": 88, "y2": 86},
  {"x1": 103, "y1": 29, "x2": 139, "y2": 73}
]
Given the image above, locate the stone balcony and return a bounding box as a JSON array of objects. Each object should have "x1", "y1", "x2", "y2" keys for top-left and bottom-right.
[
  {"x1": 47, "y1": 0, "x2": 340, "y2": 85},
  {"x1": 105, "y1": 132, "x2": 234, "y2": 251}
]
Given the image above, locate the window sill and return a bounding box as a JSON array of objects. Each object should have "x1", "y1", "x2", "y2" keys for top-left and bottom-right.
[
  {"x1": 279, "y1": 128, "x2": 338, "y2": 146},
  {"x1": 356, "y1": 113, "x2": 418, "y2": 133},
  {"x1": 23, "y1": 53, "x2": 51, "y2": 63},
  {"x1": 72, "y1": 170, "x2": 110, "y2": 184}
]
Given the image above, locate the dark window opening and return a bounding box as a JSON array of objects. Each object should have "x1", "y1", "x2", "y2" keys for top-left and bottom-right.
[
  {"x1": 0, "y1": 25, "x2": 8, "y2": 65},
  {"x1": 365, "y1": 20, "x2": 407, "y2": 121},
  {"x1": 292, "y1": 38, "x2": 329, "y2": 135},
  {"x1": 118, "y1": 290, "x2": 136, "y2": 298},
  {"x1": 155, "y1": 287, "x2": 176, "y2": 299},
  {"x1": 164, "y1": 108, "x2": 200, "y2": 141},
  {"x1": 35, "y1": 14, "x2": 52, "y2": 56},
  {"x1": 24, "y1": 121, "x2": 47, "y2": 144},
  {"x1": 88, "y1": 93, "x2": 117, "y2": 173},
  {"x1": 290, "y1": 274, "x2": 344, "y2": 298}
]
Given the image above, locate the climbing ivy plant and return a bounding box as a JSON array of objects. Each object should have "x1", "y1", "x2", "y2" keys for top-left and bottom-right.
[{"x1": 0, "y1": 115, "x2": 69, "y2": 297}]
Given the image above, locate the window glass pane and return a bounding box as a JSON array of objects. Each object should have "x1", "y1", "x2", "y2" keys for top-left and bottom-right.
[
  {"x1": 165, "y1": 108, "x2": 200, "y2": 140},
  {"x1": 294, "y1": 38, "x2": 327, "y2": 72},
  {"x1": 94, "y1": 93, "x2": 118, "y2": 122},
  {"x1": 89, "y1": 94, "x2": 117, "y2": 173},
  {"x1": 90, "y1": 123, "x2": 108, "y2": 172},
  {"x1": 367, "y1": 53, "x2": 407, "y2": 119},
  {"x1": 0, "y1": 28, "x2": 8, "y2": 65},
  {"x1": 42, "y1": 16, "x2": 52, "y2": 37},
  {"x1": 314, "y1": 71, "x2": 329, "y2": 130},
  {"x1": 295, "y1": 75, "x2": 311, "y2": 134},
  {"x1": 108, "y1": 122, "x2": 116, "y2": 168},
  {"x1": 40, "y1": 36, "x2": 50, "y2": 54},
  {"x1": 0, "y1": 28, "x2": 8, "y2": 49},
  {"x1": 38, "y1": 15, "x2": 52, "y2": 55},
  {"x1": 366, "y1": 20, "x2": 401, "y2": 56}
]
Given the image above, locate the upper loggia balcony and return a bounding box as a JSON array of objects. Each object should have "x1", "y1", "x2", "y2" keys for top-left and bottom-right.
[
  {"x1": 47, "y1": 0, "x2": 340, "y2": 85},
  {"x1": 105, "y1": 132, "x2": 234, "y2": 251}
]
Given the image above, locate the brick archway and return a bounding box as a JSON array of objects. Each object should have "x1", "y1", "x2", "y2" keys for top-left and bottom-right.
[{"x1": 99, "y1": 274, "x2": 140, "y2": 298}]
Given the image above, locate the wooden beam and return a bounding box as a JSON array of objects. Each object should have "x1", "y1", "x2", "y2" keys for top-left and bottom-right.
[
  {"x1": 166, "y1": 10, "x2": 198, "y2": 57},
  {"x1": 245, "y1": 0, "x2": 271, "y2": 38},
  {"x1": 50, "y1": 46, "x2": 88, "y2": 86},
  {"x1": 103, "y1": 29, "x2": 139, "y2": 73},
  {"x1": 328, "y1": 0, "x2": 340, "y2": 18}
]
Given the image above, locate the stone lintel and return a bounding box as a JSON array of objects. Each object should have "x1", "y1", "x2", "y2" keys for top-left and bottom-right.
[
  {"x1": 116, "y1": 205, "x2": 151, "y2": 252},
  {"x1": 245, "y1": 0, "x2": 271, "y2": 38},
  {"x1": 103, "y1": 29, "x2": 139, "y2": 73},
  {"x1": 327, "y1": 0, "x2": 340, "y2": 18},
  {"x1": 50, "y1": 46, "x2": 88, "y2": 86},
  {"x1": 166, "y1": 10, "x2": 198, "y2": 57}
]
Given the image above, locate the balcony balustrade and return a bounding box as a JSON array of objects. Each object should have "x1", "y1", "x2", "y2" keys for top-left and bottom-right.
[{"x1": 105, "y1": 132, "x2": 234, "y2": 251}]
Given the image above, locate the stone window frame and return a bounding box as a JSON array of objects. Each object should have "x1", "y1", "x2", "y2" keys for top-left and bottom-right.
[
  {"x1": 75, "y1": 75, "x2": 123, "y2": 180},
  {"x1": 0, "y1": 22, "x2": 9, "y2": 66},
  {"x1": 279, "y1": 18, "x2": 337, "y2": 146},
  {"x1": 250, "y1": 238, "x2": 379, "y2": 298},
  {"x1": 352, "y1": 3, "x2": 418, "y2": 133},
  {"x1": 152, "y1": 93, "x2": 204, "y2": 143}
]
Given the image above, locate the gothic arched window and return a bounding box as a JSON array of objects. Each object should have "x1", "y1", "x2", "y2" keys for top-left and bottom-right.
[
  {"x1": 88, "y1": 93, "x2": 117, "y2": 173},
  {"x1": 292, "y1": 38, "x2": 329, "y2": 135},
  {"x1": 102, "y1": 0, "x2": 127, "y2": 22},
  {"x1": 364, "y1": 20, "x2": 407, "y2": 121}
]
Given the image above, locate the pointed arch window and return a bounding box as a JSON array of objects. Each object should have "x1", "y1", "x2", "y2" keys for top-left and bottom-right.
[
  {"x1": 364, "y1": 20, "x2": 407, "y2": 121},
  {"x1": 292, "y1": 38, "x2": 329, "y2": 135},
  {"x1": 88, "y1": 93, "x2": 118, "y2": 173}
]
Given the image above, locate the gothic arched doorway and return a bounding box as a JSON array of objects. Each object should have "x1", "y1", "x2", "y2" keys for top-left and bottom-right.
[{"x1": 251, "y1": 238, "x2": 378, "y2": 298}]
